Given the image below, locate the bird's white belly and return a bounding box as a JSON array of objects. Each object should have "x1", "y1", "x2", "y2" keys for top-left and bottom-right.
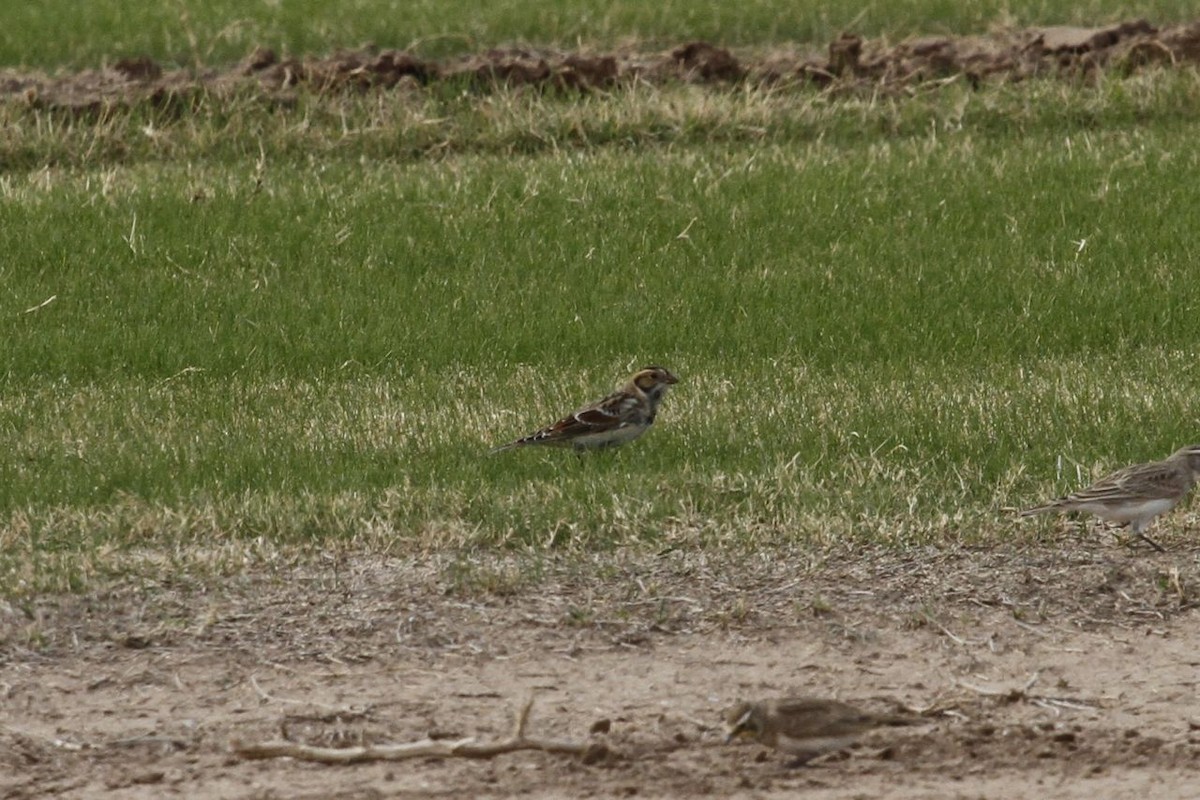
[
  {"x1": 775, "y1": 732, "x2": 859, "y2": 756},
  {"x1": 1078, "y1": 497, "x2": 1177, "y2": 524},
  {"x1": 572, "y1": 423, "x2": 648, "y2": 449}
]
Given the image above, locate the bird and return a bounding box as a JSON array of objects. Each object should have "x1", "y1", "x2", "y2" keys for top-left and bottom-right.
[
  {"x1": 491, "y1": 365, "x2": 679, "y2": 453},
  {"x1": 723, "y1": 697, "x2": 924, "y2": 766},
  {"x1": 1019, "y1": 444, "x2": 1200, "y2": 553}
]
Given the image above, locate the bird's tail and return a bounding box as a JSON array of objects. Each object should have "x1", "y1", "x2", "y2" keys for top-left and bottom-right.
[
  {"x1": 876, "y1": 713, "x2": 927, "y2": 727},
  {"x1": 1017, "y1": 500, "x2": 1065, "y2": 517}
]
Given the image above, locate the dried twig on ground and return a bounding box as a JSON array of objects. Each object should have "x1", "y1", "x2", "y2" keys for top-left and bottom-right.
[
  {"x1": 954, "y1": 671, "x2": 1099, "y2": 716},
  {"x1": 231, "y1": 695, "x2": 606, "y2": 764}
]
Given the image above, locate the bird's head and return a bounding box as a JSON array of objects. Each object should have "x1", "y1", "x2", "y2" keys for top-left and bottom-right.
[
  {"x1": 1177, "y1": 444, "x2": 1200, "y2": 478},
  {"x1": 631, "y1": 365, "x2": 679, "y2": 395},
  {"x1": 723, "y1": 701, "x2": 764, "y2": 744}
]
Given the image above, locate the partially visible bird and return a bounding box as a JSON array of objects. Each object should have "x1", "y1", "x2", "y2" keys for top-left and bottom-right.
[
  {"x1": 1019, "y1": 444, "x2": 1200, "y2": 553},
  {"x1": 723, "y1": 697, "x2": 924, "y2": 766},
  {"x1": 491, "y1": 366, "x2": 679, "y2": 453}
]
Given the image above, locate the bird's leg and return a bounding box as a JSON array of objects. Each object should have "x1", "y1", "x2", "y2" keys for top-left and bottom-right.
[
  {"x1": 1135, "y1": 530, "x2": 1166, "y2": 553},
  {"x1": 1122, "y1": 521, "x2": 1166, "y2": 553}
]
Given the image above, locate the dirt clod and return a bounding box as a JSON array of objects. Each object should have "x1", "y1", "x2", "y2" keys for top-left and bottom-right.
[
  {"x1": 671, "y1": 42, "x2": 743, "y2": 81},
  {"x1": 243, "y1": 46, "x2": 277, "y2": 72},
  {"x1": 582, "y1": 742, "x2": 611, "y2": 765},
  {"x1": 1036, "y1": 20, "x2": 1156, "y2": 53},
  {"x1": 829, "y1": 33, "x2": 863, "y2": 75},
  {"x1": 111, "y1": 57, "x2": 161, "y2": 81}
]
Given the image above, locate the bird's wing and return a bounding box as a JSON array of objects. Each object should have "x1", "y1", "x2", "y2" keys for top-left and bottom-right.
[
  {"x1": 1022, "y1": 460, "x2": 1185, "y2": 509},
  {"x1": 774, "y1": 697, "x2": 920, "y2": 736},
  {"x1": 772, "y1": 698, "x2": 866, "y2": 736},
  {"x1": 1070, "y1": 462, "x2": 1182, "y2": 502},
  {"x1": 557, "y1": 390, "x2": 641, "y2": 431},
  {"x1": 514, "y1": 391, "x2": 645, "y2": 446},
  {"x1": 774, "y1": 698, "x2": 855, "y2": 715}
]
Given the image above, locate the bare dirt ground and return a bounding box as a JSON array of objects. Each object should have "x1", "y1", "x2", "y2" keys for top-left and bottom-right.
[
  {"x1": 3, "y1": 535, "x2": 1200, "y2": 799},
  {"x1": 2, "y1": 19, "x2": 1200, "y2": 115}
]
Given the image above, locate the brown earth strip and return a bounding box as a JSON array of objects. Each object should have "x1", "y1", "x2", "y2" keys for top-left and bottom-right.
[{"x1": 3, "y1": 20, "x2": 1200, "y2": 116}]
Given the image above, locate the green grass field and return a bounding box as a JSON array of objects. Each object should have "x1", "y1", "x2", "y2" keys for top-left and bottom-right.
[{"x1": 3, "y1": 3, "x2": 1200, "y2": 596}]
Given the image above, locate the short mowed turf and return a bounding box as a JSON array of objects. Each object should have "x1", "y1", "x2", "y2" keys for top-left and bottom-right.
[{"x1": 3, "y1": 2, "x2": 1200, "y2": 595}]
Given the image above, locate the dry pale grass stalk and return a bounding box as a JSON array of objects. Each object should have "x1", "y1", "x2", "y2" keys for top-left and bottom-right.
[{"x1": 231, "y1": 695, "x2": 607, "y2": 764}]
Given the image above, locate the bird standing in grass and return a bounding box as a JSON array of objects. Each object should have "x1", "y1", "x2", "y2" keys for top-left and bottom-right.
[
  {"x1": 1019, "y1": 444, "x2": 1200, "y2": 553},
  {"x1": 723, "y1": 697, "x2": 924, "y2": 766},
  {"x1": 491, "y1": 365, "x2": 679, "y2": 453}
]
